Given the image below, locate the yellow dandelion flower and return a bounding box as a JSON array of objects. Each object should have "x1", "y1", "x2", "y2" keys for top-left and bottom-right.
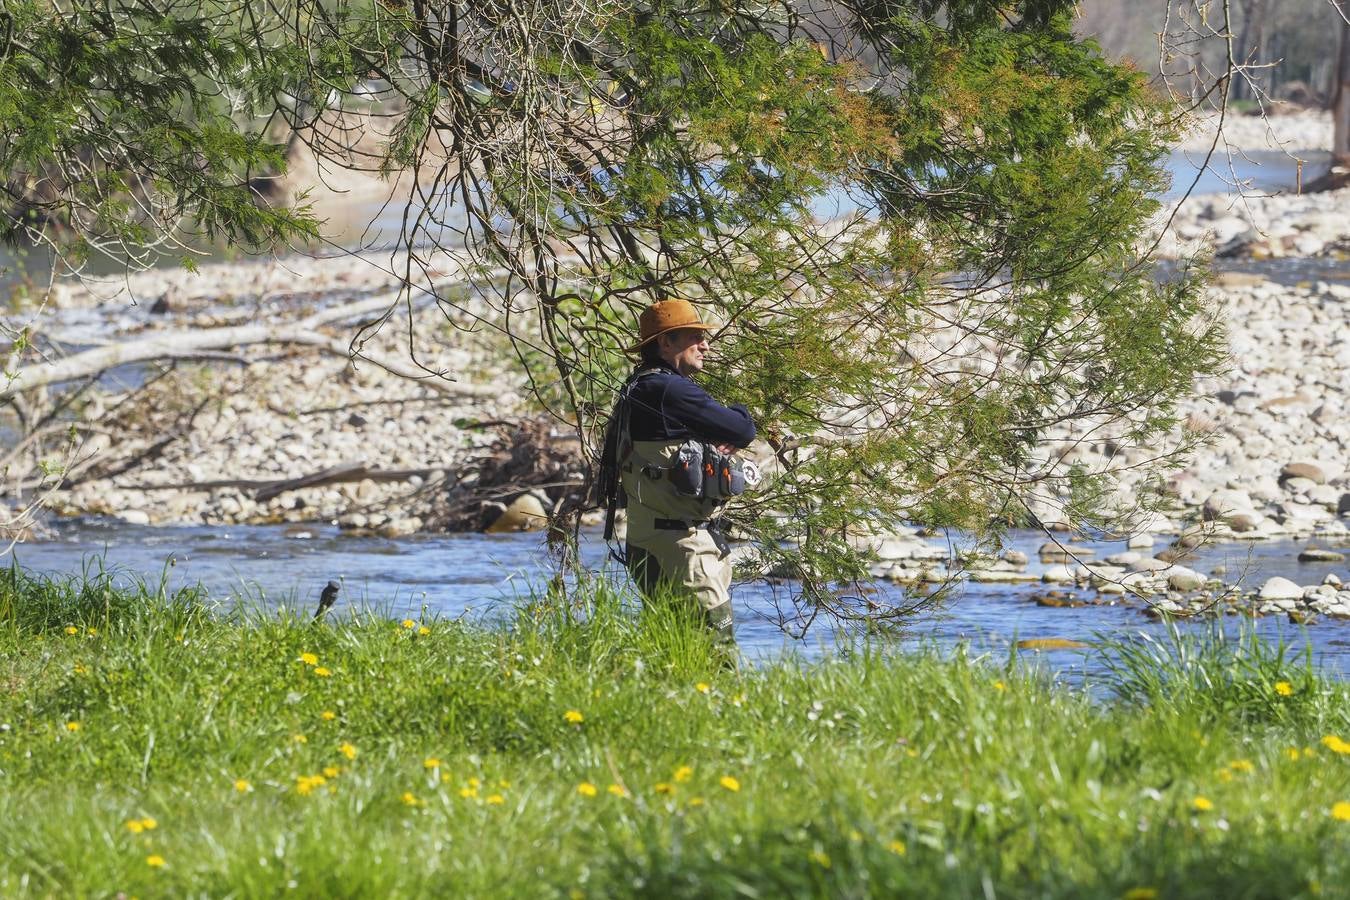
[
  {"x1": 1274, "y1": 681, "x2": 1293, "y2": 696},
  {"x1": 1321, "y1": 735, "x2": 1350, "y2": 755},
  {"x1": 235, "y1": 779, "x2": 252, "y2": 793},
  {"x1": 607, "y1": 783, "x2": 628, "y2": 798},
  {"x1": 125, "y1": 819, "x2": 145, "y2": 834},
  {"x1": 564, "y1": 710, "x2": 584, "y2": 724},
  {"x1": 719, "y1": 775, "x2": 740, "y2": 793},
  {"x1": 424, "y1": 757, "x2": 441, "y2": 769},
  {"x1": 486, "y1": 794, "x2": 505, "y2": 805},
  {"x1": 64, "y1": 626, "x2": 78, "y2": 635},
  {"x1": 654, "y1": 783, "x2": 674, "y2": 795},
  {"x1": 401, "y1": 619, "x2": 415, "y2": 629},
  {"x1": 695, "y1": 682, "x2": 711, "y2": 694},
  {"x1": 577, "y1": 782, "x2": 598, "y2": 798},
  {"x1": 1217, "y1": 769, "x2": 1233, "y2": 783},
  {"x1": 292, "y1": 733, "x2": 308, "y2": 744},
  {"x1": 887, "y1": 839, "x2": 907, "y2": 856},
  {"x1": 468, "y1": 776, "x2": 480, "y2": 789},
  {"x1": 1122, "y1": 889, "x2": 1158, "y2": 900},
  {"x1": 401, "y1": 791, "x2": 421, "y2": 807},
  {"x1": 441, "y1": 773, "x2": 452, "y2": 783},
  {"x1": 673, "y1": 765, "x2": 694, "y2": 783},
  {"x1": 1229, "y1": 759, "x2": 1254, "y2": 773},
  {"x1": 459, "y1": 786, "x2": 478, "y2": 799},
  {"x1": 418, "y1": 626, "x2": 431, "y2": 636},
  {"x1": 86, "y1": 627, "x2": 96, "y2": 636},
  {"x1": 688, "y1": 797, "x2": 705, "y2": 807},
  {"x1": 65, "y1": 721, "x2": 81, "y2": 732},
  {"x1": 339, "y1": 742, "x2": 357, "y2": 760},
  {"x1": 146, "y1": 855, "x2": 165, "y2": 868},
  {"x1": 313, "y1": 666, "x2": 332, "y2": 677},
  {"x1": 1192, "y1": 796, "x2": 1214, "y2": 812},
  {"x1": 809, "y1": 849, "x2": 831, "y2": 869},
  {"x1": 72, "y1": 664, "x2": 87, "y2": 675},
  {"x1": 1331, "y1": 802, "x2": 1350, "y2": 822},
  {"x1": 992, "y1": 680, "x2": 1006, "y2": 692},
  {"x1": 497, "y1": 779, "x2": 511, "y2": 789},
  {"x1": 321, "y1": 710, "x2": 336, "y2": 721},
  {"x1": 295, "y1": 774, "x2": 327, "y2": 795},
  {"x1": 323, "y1": 766, "x2": 340, "y2": 778},
  {"x1": 1286, "y1": 747, "x2": 1302, "y2": 761},
  {"x1": 140, "y1": 817, "x2": 157, "y2": 831},
  {"x1": 299, "y1": 652, "x2": 318, "y2": 666}
]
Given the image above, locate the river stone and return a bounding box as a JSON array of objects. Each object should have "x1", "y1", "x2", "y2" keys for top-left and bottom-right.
[
  {"x1": 1226, "y1": 512, "x2": 1266, "y2": 533},
  {"x1": 1040, "y1": 564, "x2": 1076, "y2": 584},
  {"x1": 1202, "y1": 489, "x2": 1254, "y2": 521},
  {"x1": 1000, "y1": 549, "x2": 1029, "y2": 567},
  {"x1": 1306, "y1": 484, "x2": 1341, "y2": 508},
  {"x1": 1283, "y1": 476, "x2": 1319, "y2": 495},
  {"x1": 120, "y1": 509, "x2": 151, "y2": 526},
  {"x1": 1258, "y1": 576, "x2": 1304, "y2": 601},
  {"x1": 872, "y1": 537, "x2": 923, "y2": 561},
  {"x1": 1165, "y1": 566, "x2": 1207, "y2": 592},
  {"x1": 1339, "y1": 493, "x2": 1350, "y2": 516},
  {"x1": 1016, "y1": 637, "x2": 1089, "y2": 649},
  {"x1": 968, "y1": 569, "x2": 1039, "y2": 584},
  {"x1": 1280, "y1": 461, "x2": 1326, "y2": 484},
  {"x1": 1038, "y1": 542, "x2": 1071, "y2": 563},
  {"x1": 1127, "y1": 557, "x2": 1172, "y2": 573},
  {"x1": 1105, "y1": 551, "x2": 1141, "y2": 566},
  {"x1": 485, "y1": 493, "x2": 549, "y2": 533},
  {"x1": 1298, "y1": 546, "x2": 1346, "y2": 562},
  {"x1": 1127, "y1": 533, "x2": 1155, "y2": 549}
]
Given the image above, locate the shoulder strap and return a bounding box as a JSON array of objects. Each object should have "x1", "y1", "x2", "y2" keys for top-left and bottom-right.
[{"x1": 598, "y1": 367, "x2": 664, "y2": 541}]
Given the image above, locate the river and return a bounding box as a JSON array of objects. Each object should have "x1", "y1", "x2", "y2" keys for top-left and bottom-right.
[{"x1": 10, "y1": 517, "x2": 1349, "y2": 678}]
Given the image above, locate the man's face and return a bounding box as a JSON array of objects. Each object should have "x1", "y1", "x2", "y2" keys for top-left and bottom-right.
[{"x1": 659, "y1": 327, "x2": 710, "y2": 375}]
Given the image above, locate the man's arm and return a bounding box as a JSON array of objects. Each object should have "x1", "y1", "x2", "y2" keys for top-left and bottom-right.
[{"x1": 662, "y1": 378, "x2": 756, "y2": 448}]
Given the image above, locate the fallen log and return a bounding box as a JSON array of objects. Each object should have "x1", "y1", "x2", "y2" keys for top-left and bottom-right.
[
  {"x1": 0, "y1": 293, "x2": 501, "y2": 401},
  {"x1": 118, "y1": 462, "x2": 446, "y2": 502}
]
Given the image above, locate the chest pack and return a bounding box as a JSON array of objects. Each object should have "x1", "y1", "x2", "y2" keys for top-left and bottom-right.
[{"x1": 655, "y1": 440, "x2": 747, "y2": 501}]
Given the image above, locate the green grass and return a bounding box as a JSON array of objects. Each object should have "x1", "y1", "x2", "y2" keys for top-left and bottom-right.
[{"x1": 0, "y1": 564, "x2": 1348, "y2": 898}]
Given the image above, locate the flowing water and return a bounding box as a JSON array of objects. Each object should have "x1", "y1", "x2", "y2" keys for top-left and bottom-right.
[{"x1": 10, "y1": 518, "x2": 1350, "y2": 677}]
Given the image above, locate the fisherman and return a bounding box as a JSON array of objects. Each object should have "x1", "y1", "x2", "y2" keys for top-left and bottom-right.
[{"x1": 596, "y1": 298, "x2": 756, "y2": 642}]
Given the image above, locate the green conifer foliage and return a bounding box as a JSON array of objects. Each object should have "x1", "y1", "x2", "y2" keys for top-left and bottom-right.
[{"x1": 2, "y1": 2, "x2": 1223, "y2": 619}]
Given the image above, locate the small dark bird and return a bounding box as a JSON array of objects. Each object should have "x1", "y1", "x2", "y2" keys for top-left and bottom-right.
[{"x1": 314, "y1": 580, "x2": 341, "y2": 621}]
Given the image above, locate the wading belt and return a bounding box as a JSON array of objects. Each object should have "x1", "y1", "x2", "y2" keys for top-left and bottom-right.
[{"x1": 653, "y1": 518, "x2": 730, "y2": 557}]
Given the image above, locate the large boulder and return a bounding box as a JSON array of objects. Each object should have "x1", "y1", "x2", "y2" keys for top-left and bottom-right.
[{"x1": 485, "y1": 493, "x2": 550, "y2": 533}]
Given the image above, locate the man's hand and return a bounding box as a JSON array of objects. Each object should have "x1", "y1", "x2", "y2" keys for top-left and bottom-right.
[{"x1": 714, "y1": 443, "x2": 735, "y2": 455}]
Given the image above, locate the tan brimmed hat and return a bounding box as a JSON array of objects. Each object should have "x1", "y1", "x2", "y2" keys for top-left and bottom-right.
[{"x1": 627, "y1": 299, "x2": 714, "y2": 352}]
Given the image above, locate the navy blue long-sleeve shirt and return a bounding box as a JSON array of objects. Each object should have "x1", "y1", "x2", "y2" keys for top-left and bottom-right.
[{"x1": 625, "y1": 362, "x2": 756, "y2": 448}]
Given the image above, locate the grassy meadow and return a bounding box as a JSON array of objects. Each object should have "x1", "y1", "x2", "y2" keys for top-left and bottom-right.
[{"x1": 0, "y1": 564, "x2": 1348, "y2": 898}]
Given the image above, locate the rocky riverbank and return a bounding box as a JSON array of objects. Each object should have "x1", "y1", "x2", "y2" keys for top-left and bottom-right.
[
  {"x1": 21, "y1": 247, "x2": 575, "y2": 537},
  {"x1": 1160, "y1": 107, "x2": 1350, "y2": 260}
]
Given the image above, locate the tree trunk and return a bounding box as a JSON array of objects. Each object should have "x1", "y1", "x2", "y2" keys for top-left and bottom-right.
[
  {"x1": 1233, "y1": 0, "x2": 1269, "y2": 103},
  {"x1": 1334, "y1": 14, "x2": 1350, "y2": 167}
]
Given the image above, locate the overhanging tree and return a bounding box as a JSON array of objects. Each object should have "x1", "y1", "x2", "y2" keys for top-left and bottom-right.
[{"x1": 2, "y1": 1, "x2": 1223, "y2": 625}]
